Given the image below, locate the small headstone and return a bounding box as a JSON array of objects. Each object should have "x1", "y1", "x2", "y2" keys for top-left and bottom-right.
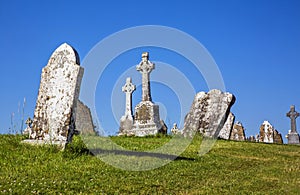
[
  {"x1": 230, "y1": 121, "x2": 246, "y2": 141},
  {"x1": 171, "y1": 123, "x2": 180, "y2": 135},
  {"x1": 257, "y1": 121, "x2": 283, "y2": 144},
  {"x1": 247, "y1": 135, "x2": 255, "y2": 142},
  {"x1": 259, "y1": 121, "x2": 274, "y2": 143},
  {"x1": 286, "y1": 105, "x2": 300, "y2": 144},
  {"x1": 23, "y1": 117, "x2": 33, "y2": 135},
  {"x1": 24, "y1": 43, "x2": 83, "y2": 145},
  {"x1": 75, "y1": 100, "x2": 96, "y2": 135}
]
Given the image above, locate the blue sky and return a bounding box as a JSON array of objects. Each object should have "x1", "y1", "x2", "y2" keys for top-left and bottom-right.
[{"x1": 0, "y1": 1, "x2": 300, "y2": 142}]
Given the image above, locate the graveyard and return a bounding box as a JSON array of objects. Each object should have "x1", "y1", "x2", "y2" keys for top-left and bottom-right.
[
  {"x1": 0, "y1": 134, "x2": 299, "y2": 194},
  {"x1": 0, "y1": 42, "x2": 299, "y2": 194}
]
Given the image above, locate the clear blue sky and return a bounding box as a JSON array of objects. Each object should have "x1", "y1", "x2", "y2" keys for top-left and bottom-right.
[{"x1": 1, "y1": 0, "x2": 300, "y2": 142}]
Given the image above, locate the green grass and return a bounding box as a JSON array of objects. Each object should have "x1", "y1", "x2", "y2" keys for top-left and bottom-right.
[{"x1": 0, "y1": 134, "x2": 299, "y2": 194}]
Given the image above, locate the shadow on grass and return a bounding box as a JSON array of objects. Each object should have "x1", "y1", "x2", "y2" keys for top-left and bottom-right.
[{"x1": 89, "y1": 148, "x2": 195, "y2": 161}]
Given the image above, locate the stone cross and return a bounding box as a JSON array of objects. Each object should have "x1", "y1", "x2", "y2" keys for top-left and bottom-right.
[
  {"x1": 286, "y1": 105, "x2": 299, "y2": 133},
  {"x1": 136, "y1": 52, "x2": 154, "y2": 101},
  {"x1": 122, "y1": 77, "x2": 135, "y2": 118}
]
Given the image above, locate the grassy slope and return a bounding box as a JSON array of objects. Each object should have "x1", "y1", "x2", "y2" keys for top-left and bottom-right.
[{"x1": 0, "y1": 135, "x2": 299, "y2": 194}]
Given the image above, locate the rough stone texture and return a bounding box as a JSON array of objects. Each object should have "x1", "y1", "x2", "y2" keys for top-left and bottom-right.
[
  {"x1": 259, "y1": 121, "x2": 274, "y2": 143},
  {"x1": 159, "y1": 120, "x2": 168, "y2": 134},
  {"x1": 130, "y1": 101, "x2": 162, "y2": 136},
  {"x1": 230, "y1": 121, "x2": 246, "y2": 141},
  {"x1": 75, "y1": 100, "x2": 96, "y2": 135},
  {"x1": 286, "y1": 105, "x2": 300, "y2": 144},
  {"x1": 182, "y1": 89, "x2": 235, "y2": 138},
  {"x1": 129, "y1": 52, "x2": 163, "y2": 136},
  {"x1": 219, "y1": 112, "x2": 235, "y2": 140},
  {"x1": 274, "y1": 129, "x2": 283, "y2": 144},
  {"x1": 258, "y1": 121, "x2": 283, "y2": 144},
  {"x1": 29, "y1": 43, "x2": 83, "y2": 144}
]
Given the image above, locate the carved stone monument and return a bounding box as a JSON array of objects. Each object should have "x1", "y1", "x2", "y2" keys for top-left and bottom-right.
[
  {"x1": 24, "y1": 43, "x2": 84, "y2": 145},
  {"x1": 119, "y1": 77, "x2": 136, "y2": 135},
  {"x1": 286, "y1": 105, "x2": 300, "y2": 144},
  {"x1": 127, "y1": 52, "x2": 163, "y2": 136}
]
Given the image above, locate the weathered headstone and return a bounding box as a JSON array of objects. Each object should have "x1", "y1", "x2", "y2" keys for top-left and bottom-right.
[
  {"x1": 286, "y1": 105, "x2": 300, "y2": 144},
  {"x1": 230, "y1": 121, "x2": 246, "y2": 141},
  {"x1": 171, "y1": 123, "x2": 180, "y2": 135},
  {"x1": 259, "y1": 121, "x2": 274, "y2": 143},
  {"x1": 183, "y1": 89, "x2": 236, "y2": 138},
  {"x1": 119, "y1": 77, "x2": 136, "y2": 135},
  {"x1": 23, "y1": 117, "x2": 33, "y2": 135},
  {"x1": 75, "y1": 100, "x2": 96, "y2": 135},
  {"x1": 254, "y1": 121, "x2": 283, "y2": 144},
  {"x1": 273, "y1": 129, "x2": 283, "y2": 144},
  {"x1": 25, "y1": 43, "x2": 83, "y2": 145},
  {"x1": 129, "y1": 52, "x2": 164, "y2": 136}
]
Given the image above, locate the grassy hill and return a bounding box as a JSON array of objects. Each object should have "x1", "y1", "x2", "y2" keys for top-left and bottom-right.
[{"x1": 0, "y1": 134, "x2": 299, "y2": 194}]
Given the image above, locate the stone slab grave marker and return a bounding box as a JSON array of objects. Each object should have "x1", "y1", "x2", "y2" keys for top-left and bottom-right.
[
  {"x1": 119, "y1": 77, "x2": 136, "y2": 135},
  {"x1": 258, "y1": 120, "x2": 283, "y2": 144},
  {"x1": 286, "y1": 105, "x2": 300, "y2": 144},
  {"x1": 183, "y1": 89, "x2": 235, "y2": 138},
  {"x1": 23, "y1": 43, "x2": 84, "y2": 146},
  {"x1": 75, "y1": 100, "x2": 96, "y2": 135}
]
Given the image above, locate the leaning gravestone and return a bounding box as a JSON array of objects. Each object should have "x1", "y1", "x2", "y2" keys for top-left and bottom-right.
[
  {"x1": 24, "y1": 43, "x2": 84, "y2": 145},
  {"x1": 183, "y1": 89, "x2": 235, "y2": 138}
]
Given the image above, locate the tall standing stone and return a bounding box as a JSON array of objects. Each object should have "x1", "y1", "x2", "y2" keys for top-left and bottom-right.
[
  {"x1": 119, "y1": 77, "x2": 136, "y2": 135},
  {"x1": 130, "y1": 52, "x2": 162, "y2": 136},
  {"x1": 28, "y1": 43, "x2": 84, "y2": 144},
  {"x1": 286, "y1": 105, "x2": 300, "y2": 144}
]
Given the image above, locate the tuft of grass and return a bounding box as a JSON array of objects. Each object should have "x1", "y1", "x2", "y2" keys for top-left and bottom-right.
[{"x1": 0, "y1": 134, "x2": 299, "y2": 194}]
